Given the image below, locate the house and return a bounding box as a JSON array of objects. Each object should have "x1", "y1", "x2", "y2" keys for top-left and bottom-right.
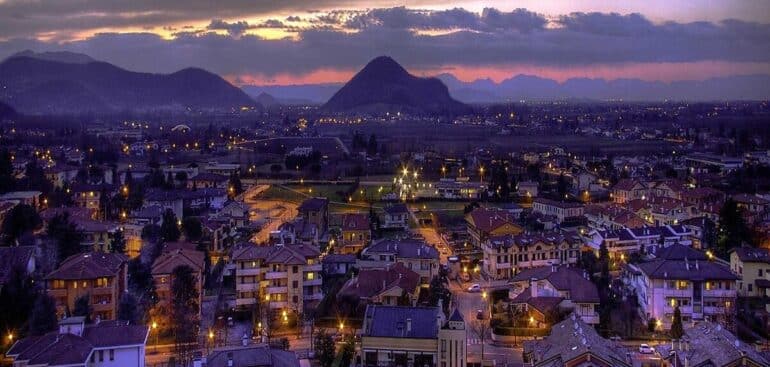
[
  {"x1": 586, "y1": 225, "x2": 695, "y2": 259},
  {"x1": 532, "y1": 198, "x2": 584, "y2": 225},
  {"x1": 733, "y1": 194, "x2": 770, "y2": 223},
  {"x1": 382, "y1": 204, "x2": 409, "y2": 230},
  {"x1": 196, "y1": 344, "x2": 300, "y2": 367},
  {"x1": 361, "y1": 305, "x2": 466, "y2": 367},
  {"x1": 523, "y1": 314, "x2": 631, "y2": 367},
  {"x1": 211, "y1": 201, "x2": 251, "y2": 228},
  {"x1": 69, "y1": 217, "x2": 121, "y2": 253},
  {"x1": 6, "y1": 318, "x2": 148, "y2": 367},
  {"x1": 465, "y1": 208, "x2": 523, "y2": 247},
  {"x1": 627, "y1": 196, "x2": 695, "y2": 226},
  {"x1": 231, "y1": 244, "x2": 323, "y2": 316},
  {"x1": 516, "y1": 181, "x2": 539, "y2": 198},
  {"x1": 297, "y1": 197, "x2": 329, "y2": 234},
  {"x1": 151, "y1": 247, "x2": 206, "y2": 318},
  {"x1": 339, "y1": 263, "x2": 420, "y2": 306},
  {"x1": 510, "y1": 266, "x2": 600, "y2": 325},
  {"x1": 72, "y1": 184, "x2": 115, "y2": 214},
  {"x1": 481, "y1": 232, "x2": 582, "y2": 279},
  {"x1": 187, "y1": 172, "x2": 229, "y2": 189},
  {"x1": 730, "y1": 247, "x2": 770, "y2": 297},
  {"x1": 45, "y1": 252, "x2": 128, "y2": 321},
  {"x1": 322, "y1": 254, "x2": 356, "y2": 275},
  {"x1": 611, "y1": 179, "x2": 646, "y2": 204},
  {"x1": 584, "y1": 204, "x2": 646, "y2": 230},
  {"x1": 657, "y1": 322, "x2": 770, "y2": 367},
  {"x1": 626, "y1": 244, "x2": 738, "y2": 329},
  {"x1": 359, "y1": 239, "x2": 439, "y2": 283},
  {"x1": 339, "y1": 213, "x2": 371, "y2": 254}
]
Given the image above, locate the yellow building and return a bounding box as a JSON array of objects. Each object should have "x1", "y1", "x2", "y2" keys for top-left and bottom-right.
[
  {"x1": 465, "y1": 208, "x2": 523, "y2": 247},
  {"x1": 730, "y1": 247, "x2": 770, "y2": 297}
]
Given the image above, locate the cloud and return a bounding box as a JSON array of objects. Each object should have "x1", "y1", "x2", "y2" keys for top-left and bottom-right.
[{"x1": 0, "y1": 7, "x2": 768, "y2": 82}]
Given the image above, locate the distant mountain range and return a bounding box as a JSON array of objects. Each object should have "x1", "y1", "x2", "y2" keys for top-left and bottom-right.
[
  {"x1": 320, "y1": 56, "x2": 471, "y2": 115},
  {"x1": 244, "y1": 72, "x2": 770, "y2": 105},
  {"x1": 0, "y1": 100, "x2": 16, "y2": 120},
  {"x1": 0, "y1": 51, "x2": 258, "y2": 115}
]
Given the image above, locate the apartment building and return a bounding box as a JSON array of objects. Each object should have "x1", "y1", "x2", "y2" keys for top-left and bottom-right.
[
  {"x1": 532, "y1": 198, "x2": 585, "y2": 224},
  {"x1": 585, "y1": 224, "x2": 695, "y2": 259},
  {"x1": 481, "y1": 232, "x2": 581, "y2": 279},
  {"x1": 359, "y1": 239, "x2": 439, "y2": 283},
  {"x1": 465, "y1": 207, "x2": 522, "y2": 247},
  {"x1": 626, "y1": 244, "x2": 738, "y2": 329},
  {"x1": 232, "y1": 243, "x2": 323, "y2": 317},
  {"x1": 45, "y1": 252, "x2": 128, "y2": 321},
  {"x1": 361, "y1": 305, "x2": 466, "y2": 367},
  {"x1": 730, "y1": 246, "x2": 770, "y2": 297},
  {"x1": 151, "y1": 247, "x2": 205, "y2": 317},
  {"x1": 338, "y1": 213, "x2": 371, "y2": 254},
  {"x1": 381, "y1": 203, "x2": 409, "y2": 230}
]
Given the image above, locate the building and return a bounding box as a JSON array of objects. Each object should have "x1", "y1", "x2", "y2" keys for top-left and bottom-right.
[
  {"x1": 382, "y1": 204, "x2": 409, "y2": 230},
  {"x1": 338, "y1": 213, "x2": 371, "y2": 254},
  {"x1": 0, "y1": 191, "x2": 42, "y2": 207},
  {"x1": 151, "y1": 247, "x2": 205, "y2": 317},
  {"x1": 359, "y1": 239, "x2": 439, "y2": 283},
  {"x1": 684, "y1": 153, "x2": 743, "y2": 175},
  {"x1": 465, "y1": 208, "x2": 523, "y2": 247},
  {"x1": 481, "y1": 232, "x2": 582, "y2": 279},
  {"x1": 656, "y1": 322, "x2": 770, "y2": 367},
  {"x1": 231, "y1": 244, "x2": 323, "y2": 317},
  {"x1": 6, "y1": 318, "x2": 148, "y2": 367},
  {"x1": 523, "y1": 314, "x2": 631, "y2": 367},
  {"x1": 611, "y1": 179, "x2": 647, "y2": 204},
  {"x1": 361, "y1": 305, "x2": 466, "y2": 367},
  {"x1": 730, "y1": 247, "x2": 770, "y2": 297},
  {"x1": 516, "y1": 181, "x2": 539, "y2": 198},
  {"x1": 196, "y1": 344, "x2": 300, "y2": 367},
  {"x1": 510, "y1": 266, "x2": 600, "y2": 325},
  {"x1": 187, "y1": 172, "x2": 229, "y2": 189},
  {"x1": 322, "y1": 254, "x2": 356, "y2": 276},
  {"x1": 45, "y1": 252, "x2": 128, "y2": 321},
  {"x1": 532, "y1": 198, "x2": 584, "y2": 225},
  {"x1": 585, "y1": 225, "x2": 695, "y2": 259},
  {"x1": 297, "y1": 197, "x2": 329, "y2": 234},
  {"x1": 339, "y1": 263, "x2": 420, "y2": 306},
  {"x1": 626, "y1": 244, "x2": 738, "y2": 329}
]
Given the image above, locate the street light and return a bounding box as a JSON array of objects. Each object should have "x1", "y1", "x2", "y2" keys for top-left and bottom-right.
[{"x1": 152, "y1": 321, "x2": 158, "y2": 353}]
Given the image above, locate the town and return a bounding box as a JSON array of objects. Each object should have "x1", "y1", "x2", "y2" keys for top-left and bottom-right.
[{"x1": 0, "y1": 1, "x2": 769, "y2": 366}]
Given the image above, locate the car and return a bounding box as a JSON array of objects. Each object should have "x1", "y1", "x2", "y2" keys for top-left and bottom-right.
[
  {"x1": 638, "y1": 344, "x2": 655, "y2": 354},
  {"x1": 467, "y1": 284, "x2": 481, "y2": 293},
  {"x1": 476, "y1": 309, "x2": 485, "y2": 320}
]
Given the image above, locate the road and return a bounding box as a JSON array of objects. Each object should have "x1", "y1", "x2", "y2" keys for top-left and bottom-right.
[{"x1": 244, "y1": 185, "x2": 299, "y2": 243}]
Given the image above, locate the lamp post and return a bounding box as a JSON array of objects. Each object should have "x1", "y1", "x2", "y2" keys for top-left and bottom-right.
[
  {"x1": 208, "y1": 329, "x2": 214, "y2": 354},
  {"x1": 151, "y1": 321, "x2": 158, "y2": 353}
]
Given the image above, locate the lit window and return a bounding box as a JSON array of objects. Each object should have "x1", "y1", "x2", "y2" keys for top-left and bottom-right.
[{"x1": 307, "y1": 272, "x2": 315, "y2": 280}]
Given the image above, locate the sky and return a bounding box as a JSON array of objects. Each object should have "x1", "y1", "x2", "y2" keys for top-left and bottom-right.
[{"x1": 0, "y1": 0, "x2": 769, "y2": 86}]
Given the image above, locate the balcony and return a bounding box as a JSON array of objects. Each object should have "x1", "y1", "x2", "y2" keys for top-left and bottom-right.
[
  {"x1": 47, "y1": 288, "x2": 67, "y2": 297},
  {"x1": 92, "y1": 287, "x2": 113, "y2": 296},
  {"x1": 703, "y1": 289, "x2": 736, "y2": 298},
  {"x1": 267, "y1": 286, "x2": 288, "y2": 294},
  {"x1": 304, "y1": 293, "x2": 324, "y2": 301},
  {"x1": 265, "y1": 271, "x2": 287, "y2": 280},
  {"x1": 703, "y1": 306, "x2": 726, "y2": 314},
  {"x1": 660, "y1": 289, "x2": 692, "y2": 298},
  {"x1": 305, "y1": 264, "x2": 322, "y2": 272},
  {"x1": 303, "y1": 278, "x2": 322, "y2": 286},
  {"x1": 267, "y1": 301, "x2": 287, "y2": 309},
  {"x1": 92, "y1": 302, "x2": 112, "y2": 312},
  {"x1": 236, "y1": 282, "x2": 259, "y2": 292},
  {"x1": 238, "y1": 267, "x2": 262, "y2": 276},
  {"x1": 236, "y1": 298, "x2": 257, "y2": 306}
]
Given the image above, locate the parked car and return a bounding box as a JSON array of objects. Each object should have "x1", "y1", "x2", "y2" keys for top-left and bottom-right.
[
  {"x1": 638, "y1": 344, "x2": 655, "y2": 354},
  {"x1": 467, "y1": 284, "x2": 481, "y2": 293}
]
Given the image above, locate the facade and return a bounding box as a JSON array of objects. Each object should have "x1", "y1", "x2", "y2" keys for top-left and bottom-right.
[
  {"x1": 232, "y1": 244, "x2": 323, "y2": 316},
  {"x1": 359, "y1": 239, "x2": 439, "y2": 283},
  {"x1": 382, "y1": 204, "x2": 410, "y2": 230},
  {"x1": 465, "y1": 208, "x2": 523, "y2": 247},
  {"x1": 321, "y1": 254, "x2": 356, "y2": 275},
  {"x1": 532, "y1": 198, "x2": 584, "y2": 224},
  {"x1": 7, "y1": 318, "x2": 148, "y2": 367},
  {"x1": 196, "y1": 344, "x2": 300, "y2": 367},
  {"x1": 509, "y1": 266, "x2": 600, "y2": 325},
  {"x1": 730, "y1": 247, "x2": 770, "y2": 297},
  {"x1": 481, "y1": 232, "x2": 581, "y2": 279},
  {"x1": 626, "y1": 244, "x2": 738, "y2": 329},
  {"x1": 585, "y1": 224, "x2": 695, "y2": 258},
  {"x1": 339, "y1": 213, "x2": 371, "y2": 254},
  {"x1": 523, "y1": 314, "x2": 631, "y2": 367},
  {"x1": 361, "y1": 305, "x2": 466, "y2": 367},
  {"x1": 45, "y1": 252, "x2": 128, "y2": 321}
]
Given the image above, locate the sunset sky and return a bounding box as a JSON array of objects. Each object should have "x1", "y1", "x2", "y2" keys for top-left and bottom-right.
[{"x1": 0, "y1": 0, "x2": 768, "y2": 85}]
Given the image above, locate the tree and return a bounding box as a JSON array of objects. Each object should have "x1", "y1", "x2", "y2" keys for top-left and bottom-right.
[
  {"x1": 0, "y1": 265, "x2": 37, "y2": 334},
  {"x1": 117, "y1": 293, "x2": 138, "y2": 324},
  {"x1": 73, "y1": 294, "x2": 92, "y2": 322},
  {"x1": 716, "y1": 198, "x2": 751, "y2": 257},
  {"x1": 670, "y1": 306, "x2": 684, "y2": 339},
  {"x1": 556, "y1": 173, "x2": 569, "y2": 197},
  {"x1": 471, "y1": 319, "x2": 491, "y2": 360},
  {"x1": 228, "y1": 173, "x2": 243, "y2": 198},
  {"x1": 314, "y1": 330, "x2": 336, "y2": 367},
  {"x1": 182, "y1": 217, "x2": 203, "y2": 242},
  {"x1": 340, "y1": 334, "x2": 356, "y2": 367},
  {"x1": 110, "y1": 229, "x2": 127, "y2": 254},
  {"x1": 1, "y1": 204, "x2": 42, "y2": 245},
  {"x1": 160, "y1": 209, "x2": 181, "y2": 242},
  {"x1": 0, "y1": 149, "x2": 15, "y2": 194},
  {"x1": 171, "y1": 265, "x2": 200, "y2": 363},
  {"x1": 29, "y1": 294, "x2": 58, "y2": 336},
  {"x1": 47, "y1": 212, "x2": 85, "y2": 263},
  {"x1": 366, "y1": 134, "x2": 378, "y2": 156},
  {"x1": 598, "y1": 242, "x2": 610, "y2": 288}
]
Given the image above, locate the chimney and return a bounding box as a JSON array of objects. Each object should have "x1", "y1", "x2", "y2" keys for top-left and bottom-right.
[{"x1": 406, "y1": 318, "x2": 412, "y2": 333}]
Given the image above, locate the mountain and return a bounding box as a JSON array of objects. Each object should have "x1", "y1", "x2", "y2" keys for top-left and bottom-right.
[
  {"x1": 11, "y1": 50, "x2": 96, "y2": 64},
  {"x1": 321, "y1": 56, "x2": 471, "y2": 115},
  {"x1": 243, "y1": 84, "x2": 341, "y2": 105},
  {"x1": 0, "y1": 53, "x2": 258, "y2": 115},
  {"x1": 0, "y1": 100, "x2": 16, "y2": 120},
  {"x1": 254, "y1": 92, "x2": 279, "y2": 108}
]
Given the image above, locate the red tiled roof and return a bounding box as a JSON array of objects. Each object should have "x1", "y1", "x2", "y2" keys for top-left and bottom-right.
[{"x1": 46, "y1": 252, "x2": 127, "y2": 280}]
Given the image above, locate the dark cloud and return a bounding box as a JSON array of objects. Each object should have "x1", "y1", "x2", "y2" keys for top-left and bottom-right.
[{"x1": 0, "y1": 8, "x2": 768, "y2": 80}]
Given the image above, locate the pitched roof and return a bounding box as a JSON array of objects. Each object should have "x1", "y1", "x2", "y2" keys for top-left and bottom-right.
[
  {"x1": 339, "y1": 263, "x2": 420, "y2": 299},
  {"x1": 321, "y1": 254, "x2": 356, "y2": 264},
  {"x1": 636, "y1": 245, "x2": 738, "y2": 281},
  {"x1": 466, "y1": 208, "x2": 518, "y2": 233},
  {"x1": 205, "y1": 345, "x2": 300, "y2": 367},
  {"x1": 364, "y1": 239, "x2": 439, "y2": 260},
  {"x1": 656, "y1": 322, "x2": 770, "y2": 367},
  {"x1": 511, "y1": 266, "x2": 599, "y2": 303},
  {"x1": 487, "y1": 232, "x2": 580, "y2": 250},
  {"x1": 363, "y1": 305, "x2": 441, "y2": 339},
  {"x1": 46, "y1": 252, "x2": 127, "y2": 280},
  {"x1": 151, "y1": 248, "x2": 205, "y2": 275},
  {"x1": 342, "y1": 213, "x2": 370, "y2": 231},
  {"x1": 731, "y1": 246, "x2": 770, "y2": 264}
]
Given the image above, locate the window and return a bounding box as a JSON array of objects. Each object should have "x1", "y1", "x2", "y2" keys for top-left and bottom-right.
[
  {"x1": 748, "y1": 284, "x2": 753, "y2": 292},
  {"x1": 99, "y1": 350, "x2": 104, "y2": 362},
  {"x1": 293, "y1": 295, "x2": 298, "y2": 303},
  {"x1": 760, "y1": 269, "x2": 764, "y2": 277},
  {"x1": 293, "y1": 280, "x2": 298, "y2": 288},
  {"x1": 109, "y1": 349, "x2": 114, "y2": 361},
  {"x1": 307, "y1": 272, "x2": 315, "y2": 280},
  {"x1": 293, "y1": 266, "x2": 298, "y2": 273}
]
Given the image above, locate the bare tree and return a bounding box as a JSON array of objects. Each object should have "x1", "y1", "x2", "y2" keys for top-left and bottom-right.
[{"x1": 470, "y1": 318, "x2": 491, "y2": 360}]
